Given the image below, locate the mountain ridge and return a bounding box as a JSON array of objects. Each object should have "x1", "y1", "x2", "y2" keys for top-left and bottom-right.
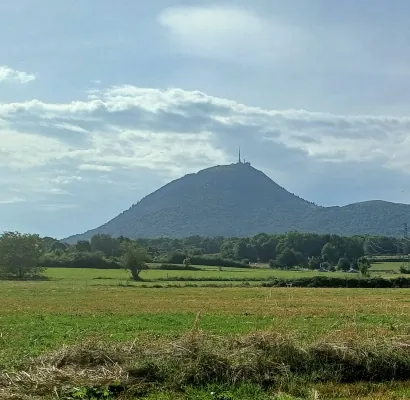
[{"x1": 64, "y1": 163, "x2": 410, "y2": 242}]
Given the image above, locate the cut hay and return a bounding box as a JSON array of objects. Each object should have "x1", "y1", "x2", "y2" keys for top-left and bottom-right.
[{"x1": 2, "y1": 332, "x2": 410, "y2": 398}]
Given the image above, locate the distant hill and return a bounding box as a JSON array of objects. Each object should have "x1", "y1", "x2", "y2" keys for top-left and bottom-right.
[{"x1": 64, "y1": 162, "x2": 410, "y2": 242}]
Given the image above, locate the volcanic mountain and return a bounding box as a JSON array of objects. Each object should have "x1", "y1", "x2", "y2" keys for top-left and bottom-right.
[{"x1": 65, "y1": 162, "x2": 410, "y2": 242}]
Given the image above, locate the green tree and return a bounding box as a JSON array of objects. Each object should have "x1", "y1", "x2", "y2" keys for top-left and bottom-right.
[
  {"x1": 337, "y1": 257, "x2": 351, "y2": 272},
  {"x1": 0, "y1": 232, "x2": 44, "y2": 279},
  {"x1": 276, "y1": 247, "x2": 297, "y2": 269},
  {"x1": 91, "y1": 234, "x2": 121, "y2": 257},
  {"x1": 183, "y1": 257, "x2": 191, "y2": 268},
  {"x1": 293, "y1": 250, "x2": 308, "y2": 267},
  {"x1": 321, "y1": 243, "x2": 339, "y2": 264},
  {"x1": 41, "y1": 236, "x2": 58, "y2": 252},
  {"x1": 121, "y1": 242, "x2": 148, "y2": 281},
  {"x1": 50, "y1": 240, "x2": 69, "y2": 252},
  {"x1": 258, "y1": 237, "x2": 277, "y2": 262},
  {"x1": 75, "y1": 240, "x2": 92, "y2": 252},
  {"x1": 308, "y1": 256, "x2": 321, "y2": 270},
  {"x1": 357, "y1": 256, "x2": 371, "y2": 276}
]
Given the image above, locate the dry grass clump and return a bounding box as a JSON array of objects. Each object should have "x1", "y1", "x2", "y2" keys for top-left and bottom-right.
[{"x1": 2, "y1": 327, "x2": 410, "y2": 399}]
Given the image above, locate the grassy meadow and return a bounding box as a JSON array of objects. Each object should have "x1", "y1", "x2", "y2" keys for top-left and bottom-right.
[
  {"x1": 2, "y1": 262, "x2": 410, "y2": 399},
  {"x1": 45, "y1": 260, "x2": 408, "y2": 284}
]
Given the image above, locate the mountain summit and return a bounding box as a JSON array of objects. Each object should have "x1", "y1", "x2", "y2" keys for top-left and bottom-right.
[{"x1": 65, "y1": 163, "x2": 410, "y2": 241}]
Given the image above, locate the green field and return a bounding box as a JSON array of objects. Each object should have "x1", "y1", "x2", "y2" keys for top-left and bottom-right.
[
  {"x1": 44, "y1": 261, "x2": 408, "y2": 285},
  {"x1": 1, "y1": 264, "x2": 410, "y2": 399}
]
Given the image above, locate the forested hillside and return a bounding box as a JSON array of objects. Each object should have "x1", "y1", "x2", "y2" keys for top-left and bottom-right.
[{"x1": 65, "y1": 163, "x2": 410, "y2": 241}]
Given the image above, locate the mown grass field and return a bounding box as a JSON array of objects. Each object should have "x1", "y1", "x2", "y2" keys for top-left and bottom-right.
[
  {"x1": 44, "y1": 260, "x2": 408, "y2": 285},
  {"x1": 1, "y1": 263, "x2": 410, "y2": 399}
]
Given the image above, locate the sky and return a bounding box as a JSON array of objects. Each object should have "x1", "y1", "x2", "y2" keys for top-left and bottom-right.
[{"x1": 2, "y1": 0, "x2": 410, "y2": 238}]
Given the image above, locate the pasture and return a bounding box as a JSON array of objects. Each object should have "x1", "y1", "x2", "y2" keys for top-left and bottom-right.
[
  {"x1": 45, "y1": 260, "x2": 408, "y2": 285},
  {"x1": 1, "y1": 263, "x2": 410, "y2": 399}
]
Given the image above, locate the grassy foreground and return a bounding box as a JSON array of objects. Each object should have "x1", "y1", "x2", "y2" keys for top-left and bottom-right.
[
  {"x1": 1, "y1": 267, "x2": 410, "y2": 398},
  {"x1": 3, "y1": 328, "x2": 410, "y2": 399}
]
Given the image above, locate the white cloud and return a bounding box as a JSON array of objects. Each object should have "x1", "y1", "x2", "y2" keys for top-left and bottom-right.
[
  {"x1": 2, "y1": 84, "x2": 410, "y2": 213},
  {"x1": 0, "y1": 66, "x2": 36, "y2": 84},
  {"x1": 50, "y1": 175, "x2": 83, "y2": 185},
  {"x1": 78, "y1": 164, "x2": 112, "y2": 172},
  {"x1": 1, "y1": 85, "x2": 410, "y2": 172},
  {"x1": 0, "y1": 196, "x2": 25, "y2": 204},
  {"x1": 157, "y1": 5, "x2": 306, "y2": 66}
]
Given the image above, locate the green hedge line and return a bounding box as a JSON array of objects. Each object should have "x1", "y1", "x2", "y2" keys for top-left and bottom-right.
[
  {"x1": 261, "y1": 276, "x2": 410, "y2": 288},
  {"x1": 40, "y1": 252, "x2": 122, "y2": 269},
  {"x1": 167, "y1": 253, "x2": 250, "y2": 268}
]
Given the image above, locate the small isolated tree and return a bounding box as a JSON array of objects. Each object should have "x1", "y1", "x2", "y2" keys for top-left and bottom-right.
[
  {"x1": 357, "y1": 256, "x2": 371, "y2": 277},
  {"x1": 337, "y1": 257, "x2": 351, "y2": 272},
  {"x1": 121, "y1": 242, "x2": 148, "y2": 281},
  {"x1": 183, "y1": 257, "x2": 191, "y2": 268},
  {"x1": 0, "y1": 231, "x2": 44, "y2": 279}
]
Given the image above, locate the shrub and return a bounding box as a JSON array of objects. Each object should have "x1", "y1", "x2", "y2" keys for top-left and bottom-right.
[
  {"x1": 400, "y1": 265, "x2": 410, "y2": 274},
  {"x1": 261, "y1": 276, "x2": 410, "y2": 288}
]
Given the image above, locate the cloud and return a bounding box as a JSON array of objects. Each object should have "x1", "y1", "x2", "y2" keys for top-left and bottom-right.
[
  {"x1": 0, "y1": 196, "x2": 25, "y2": 205},
  {"x1": 157, "y1": 5, "x2": 306, "y2": 66},
  {"x1": 2, "y1": 84, "x2": 410, "y2": 177},
  {"x1": 78, "y1": 164, "x2": 112, "y2": 172},
  {"x1": 2, "y1": 83, "x2": 410, "y2": 237},
  {"x1": 0, "y1": 66, "x2": 36, "y2": 84}
]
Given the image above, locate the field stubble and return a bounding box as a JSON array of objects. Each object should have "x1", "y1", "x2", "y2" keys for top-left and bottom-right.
[{"x1": 1, "y1": 266, "x2": 410, "y2": 398}]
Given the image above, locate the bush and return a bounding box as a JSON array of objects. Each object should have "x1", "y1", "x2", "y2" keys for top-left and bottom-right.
[
  {"x1": 268, "y1": 259, "x2": 277, "y2": 268},
  {"x1": 261, "y1": 276, "x2": 410, "y2": 288},
  {"x1": 400, "y1": 265, "x2": 410, "y2": 274}
]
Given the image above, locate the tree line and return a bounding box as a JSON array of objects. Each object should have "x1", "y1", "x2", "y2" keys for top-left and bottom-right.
[{"x1": 0, "y1": 230, "x2": 407, "y2": 279}]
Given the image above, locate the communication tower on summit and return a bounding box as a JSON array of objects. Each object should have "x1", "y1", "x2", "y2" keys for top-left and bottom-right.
[{"x1": 237, "y1": 146, "x2": 251, "y2": 166}]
